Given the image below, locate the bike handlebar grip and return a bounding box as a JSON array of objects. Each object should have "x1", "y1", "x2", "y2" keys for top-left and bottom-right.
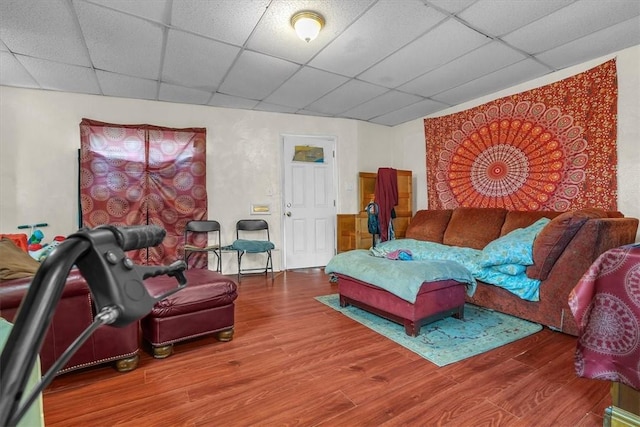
[{"x1": 114, "y1": 225, "x2": 166, "y2": 251}]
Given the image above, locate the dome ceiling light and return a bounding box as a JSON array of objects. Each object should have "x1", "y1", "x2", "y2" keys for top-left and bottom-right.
[{"x1": 291, "y1": 11, "x2": 325, "y2": 43}]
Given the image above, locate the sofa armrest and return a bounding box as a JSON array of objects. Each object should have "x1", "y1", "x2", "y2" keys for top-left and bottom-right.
[
  {"x1": 537, "y1": 217, "x2": 638, "y2": 335},
  {"x1": 546, "y1": 217, "x2": 638, "y2": 282},
  {"x1": 0, "y1": 270, "x2": 90, "y2": 314},
  {"x1": 0, "y1": 269, "x2": 140, "y2": 374}
]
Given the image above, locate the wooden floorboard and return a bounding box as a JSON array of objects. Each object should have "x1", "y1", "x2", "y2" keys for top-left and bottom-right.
[{"x1": 42, "y1": 268, "x2": 611, "y2": 426}]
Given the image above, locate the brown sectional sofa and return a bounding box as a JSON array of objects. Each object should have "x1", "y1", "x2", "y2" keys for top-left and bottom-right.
[{"x1": 404, "y1": 207, "x2": 639, "y2": 335}]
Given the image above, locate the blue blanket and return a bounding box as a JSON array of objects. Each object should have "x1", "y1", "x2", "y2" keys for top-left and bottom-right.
[
  {"x1": 327, "y1": 237, "x2": 543, "y2": 303},
  {"x1": 325, "y1": 249, "x2": 476, "y2": 304}
]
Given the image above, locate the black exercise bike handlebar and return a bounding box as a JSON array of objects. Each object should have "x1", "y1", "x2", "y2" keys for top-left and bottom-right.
[{"x1": 0, "y1": 225, "x2": 187, "y2": 426}]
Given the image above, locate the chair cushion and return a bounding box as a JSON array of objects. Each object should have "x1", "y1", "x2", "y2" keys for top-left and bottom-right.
[{"x1": 230, "y1": 239, "x2": 274, "y2": 253}]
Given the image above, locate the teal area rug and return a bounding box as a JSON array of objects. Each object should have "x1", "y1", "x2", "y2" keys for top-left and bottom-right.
[{"x1": 315, "y1": 294, "x2": 542, "y2": 366}]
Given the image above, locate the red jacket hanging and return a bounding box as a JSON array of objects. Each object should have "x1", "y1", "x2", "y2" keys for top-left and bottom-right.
[{"x1": 374, "y1": 168, "x2": 398, "y2": 242}]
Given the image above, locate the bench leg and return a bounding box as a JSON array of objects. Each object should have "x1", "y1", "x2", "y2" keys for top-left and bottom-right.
[
  {"x1": 152, "y1": 344, "x2": 174, "y2": 359},
  {"x1": 115, "y1": 354, "x2": 140, "y2": 372},
  {"x1": 339, "y1": 295, "x2": 350, "y2": 307},
  {"x1": 404, "y1": 321, "x2": 420, "y2": 337},
  {"x1": 215, "y1": 328, "x2": 234, "y2": 342}
]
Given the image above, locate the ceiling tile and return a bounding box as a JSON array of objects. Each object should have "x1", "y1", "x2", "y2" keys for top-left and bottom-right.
[
  {"x1": 342, "y1": 90, "x2": 424, "y2": 120},
  {"x1": 217, "y1": 50, "x2": 299, "y2": 100},
  {"x1": 359, "y1": 18, "x2": 490, "y2": 88},
  {"x1": 209, "y1": 93, "x2": 260, "y2": 110},
  {"x1": 163, "y1": 29, "x2": 240, "y2": 91},
  {"x1": 84, "y1": 0, "x2": 170, "y2": 23},
  {"x1": 0, "y1": 52, "x2": 39, "y2": 88},
  {"x1": 296, "y1": 109, "x2": 332, "y2": 118},
  {"x1": 309, "y1": 0, "x2": 447, "y2": 77},
  {"x1": 427, "y1": 0, "x2": 476, "y2": 14},
  {"x1": 246, "y1": 0, "x2": 374, "y2": 64},
  {"x1": 263, "y1": 67, "x2": 349, "y2": 109},
  {"x1": 399, "y1": 41, "x2": 530, "y2": 97},
  {"x1": 503, "y1": 0, "x2": 640, "y2": 54},
  {"x1": 305, "y1": 79, "x2": 388, "y2": 115},
  {"x1": 370, "y1": 98, "x2": 450, "y2": 126},
  {"x1": 432, "y1": 58, "x2": 551, "y2": 105},
  {"x1": 75, "y1": 1, "x2": 164, "y2": 79},
  {"x1": 536, "y1": 17, "x2": 640, "y2": 69},
  {"x1": 0, "y1": 0, "x2": 92, "y2": 66},
  {"x1": 458, "y1": 0, "x2": 572, "y2": 37},
  {"x1": 96, "y1": 70, "x2": 158, "y2": 100},
  {"x1": 158, "y1": 82, "x2": 211, "y2": 104},
  {"x1": 1, "y1": 0, "x2": 638, "y2": 127},
  {"x1": 253, "y1": 102, "x2": 298, "y2": 114},
  {"x1": 171, "y1": 0, "x2": 269, "y2": 46},
  {"x1": 17, "y1": 55, "x2": 100, "y2": 94}
]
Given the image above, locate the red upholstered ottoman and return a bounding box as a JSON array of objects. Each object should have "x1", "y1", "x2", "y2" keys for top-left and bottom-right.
[
  {"x1": 141, "y1": 269, "x2": 238, "y2": 358},
  {"x1": 337, "y1": 274, "x2": 466, "y2": 337}
]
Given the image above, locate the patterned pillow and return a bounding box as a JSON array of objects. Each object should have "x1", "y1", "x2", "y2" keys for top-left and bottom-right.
[
  {"x1": 491, "y1": 263, "x2": 527, "y2": 276},
  {"x1": 479, "y1": 218, "x2": 551, "y2": 267}
]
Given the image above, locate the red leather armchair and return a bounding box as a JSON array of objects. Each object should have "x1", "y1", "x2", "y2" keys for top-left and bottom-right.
[{"x1": 0, "y1": 270, "x2": 139, "y2": 375}]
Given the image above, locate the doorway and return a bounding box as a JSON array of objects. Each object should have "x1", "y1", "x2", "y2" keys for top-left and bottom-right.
[{"x1": 282, "y1": 134, "x2": 337, "y2": 270}]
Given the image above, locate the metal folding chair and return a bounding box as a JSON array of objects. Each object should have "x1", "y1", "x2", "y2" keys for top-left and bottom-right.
[
  {"x1": 183, "y1": 220, "x2": 222, "y2": 272},
  {"x1": 232, "y1": 219, "x2": 274, "y2": 280}
]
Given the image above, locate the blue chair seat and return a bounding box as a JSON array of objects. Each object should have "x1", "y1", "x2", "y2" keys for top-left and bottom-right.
[{"x1": 230, "y1": 239, "x2": 275, "y2": 253}]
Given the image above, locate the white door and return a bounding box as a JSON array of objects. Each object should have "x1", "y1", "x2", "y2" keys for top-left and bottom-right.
[{"x1": 282, "y1": 135, "x2": 336, "y2": 270}]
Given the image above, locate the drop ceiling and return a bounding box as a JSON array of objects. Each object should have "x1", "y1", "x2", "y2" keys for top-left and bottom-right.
[{"x1": 1, "y1": 0, "x2": 639, "y2": 127}]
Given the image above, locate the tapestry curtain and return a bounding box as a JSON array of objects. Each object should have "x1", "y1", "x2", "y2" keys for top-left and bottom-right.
[
  {"x1": 79, "y1": 119, "x2": 207, "y2": 266},
  {"x1": 424, "y1": 59, "x2": 618, "y2": 211}
]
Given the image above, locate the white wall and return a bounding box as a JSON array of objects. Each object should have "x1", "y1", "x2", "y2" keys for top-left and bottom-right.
[
  {"x1": 397, "y1": 45, "x2": 640, "y2": 241},
  {"x1": 2, "y1": 44, "x2": 638, "y2": 266},
  {"x1": 0, "y1": 89, "x2": 384, "y2": 272}
]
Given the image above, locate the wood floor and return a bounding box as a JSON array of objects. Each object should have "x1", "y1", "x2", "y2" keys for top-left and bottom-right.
[{"x1": 42, "y1": 269, "x2": 611, "y2": 426}]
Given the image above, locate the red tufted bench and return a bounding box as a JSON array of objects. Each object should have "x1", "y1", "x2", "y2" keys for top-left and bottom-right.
[
  {"x1": 142, "y1": 269, "x2": 238, "y2": 358},
  {"x1": 337, "y1": 274, "x2": 466, "y2": 337}
]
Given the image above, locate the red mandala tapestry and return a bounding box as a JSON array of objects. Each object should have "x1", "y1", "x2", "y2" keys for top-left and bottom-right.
[{"x1": 424, "y1": 59, "x2": 618, "y2": 211}]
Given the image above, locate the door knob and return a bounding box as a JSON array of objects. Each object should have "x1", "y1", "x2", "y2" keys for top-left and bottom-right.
[{"x1": 286, "y1": 211, "x2": 292, "y2": 217}]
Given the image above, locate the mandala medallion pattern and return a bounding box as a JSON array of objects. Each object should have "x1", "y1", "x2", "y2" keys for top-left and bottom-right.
[
  {"x1": 596, "y1": 247, "x2": 633, "y2": 277},
  {"x1": 625, "y1": 265, "x2": 640, "y2": 308},
  {"x1": 425, "y1": 60, "x2": 618, "y2": 211},
  {"x1": 572, "y1": 245, "x2": 640, "y2": 389},
  {"x1": 580, "y1": 294, "x2": 638, "y2": 356},
  {"x1": 79, "y1": 119, "x2": 207, "y2": 266}
]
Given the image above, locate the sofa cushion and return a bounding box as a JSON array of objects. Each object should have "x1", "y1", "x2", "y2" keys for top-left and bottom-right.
[
  {"x1": 479, "y1": 217, "x2": 550, "y2": 267},
  {"x1": 0, "y1": 238, "x2": 40, "y2": 280},
  {"x1": 500, "y1": 211, "x2": 561, "y2": 236},
  {"x1": 443, "y1": 208, "x2": 507, "y2": 250},
  {"x1": 405, "y1": 209, "x2": 452, "y2": 243},
  {"x1": 526, "y1": 208, "x2": 606, "y2": 281}
]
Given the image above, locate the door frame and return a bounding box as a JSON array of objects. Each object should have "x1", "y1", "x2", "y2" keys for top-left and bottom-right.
[{"x1": 280, "y1": 133, "x2": 338, "y2": 270}]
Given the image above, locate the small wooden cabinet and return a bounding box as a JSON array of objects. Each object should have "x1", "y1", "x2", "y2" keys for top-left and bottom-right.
[{"x1": 337, "y1": 170, "x2": 412, "y2": 253}]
